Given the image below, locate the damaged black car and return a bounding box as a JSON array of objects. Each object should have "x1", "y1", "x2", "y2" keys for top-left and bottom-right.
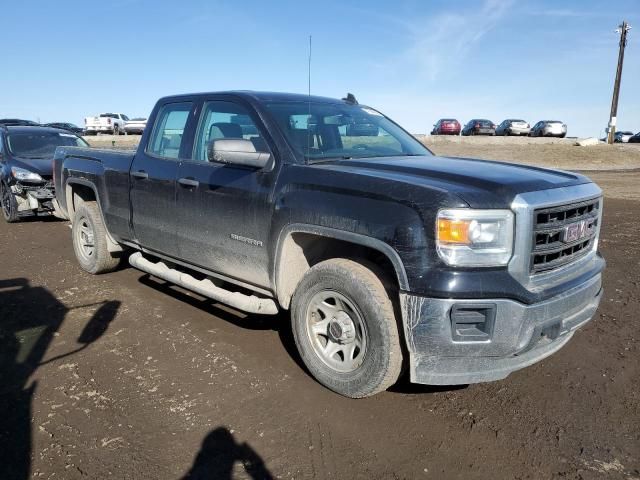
[{"x1": 0, "y1": 125, "x2": 89, "y2": 222}]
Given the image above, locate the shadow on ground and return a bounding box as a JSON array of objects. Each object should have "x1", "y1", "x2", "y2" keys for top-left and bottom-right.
[
  {"x1": 182, "y1": 427, "x2": 274, "y2": 480},
  {"x1": 0, "y1": 278, "x2": 119, "y2": 480}
]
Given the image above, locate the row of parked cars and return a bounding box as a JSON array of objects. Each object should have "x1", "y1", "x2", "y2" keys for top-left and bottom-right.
[
  {"x1": 431, "y1": 118, "x2": 568, "y2": 137},
  {"x1": 0, "y1": 115, "x2": 148, "y2": 136}
]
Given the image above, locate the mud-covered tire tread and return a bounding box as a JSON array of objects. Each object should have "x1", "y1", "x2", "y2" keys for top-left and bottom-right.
[
  {"x1": 291, "y1": 258, "x2": 403, "y2": 398},
  {"x1": 72, "y1": 201, "x2": 119, "y2": 274}
]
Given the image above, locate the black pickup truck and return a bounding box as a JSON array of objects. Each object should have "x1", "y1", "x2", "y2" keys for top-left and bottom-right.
[{"x1": 53, "y1": 91, "x2": 604, "y2": 398}]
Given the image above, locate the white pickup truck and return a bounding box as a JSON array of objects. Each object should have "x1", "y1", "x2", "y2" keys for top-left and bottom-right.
[{"x1": 84, "y1": 113, "x2": 130, "y2": 135}]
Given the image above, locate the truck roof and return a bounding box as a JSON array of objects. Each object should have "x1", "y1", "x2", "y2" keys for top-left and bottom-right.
[{"x1": 158, "y1": 90, "x2": 352, "y2": 105}]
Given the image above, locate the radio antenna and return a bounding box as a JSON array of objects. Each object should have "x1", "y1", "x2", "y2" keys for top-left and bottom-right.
[
  {"x1": 306, "y1": 35, "x2": 312, "y2": 156},
  {"x1": 308, "y1": 35, "x2": 312, "y2": 97}
]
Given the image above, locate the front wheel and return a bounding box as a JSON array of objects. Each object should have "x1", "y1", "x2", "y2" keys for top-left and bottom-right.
[
  {"x1": 291, "y1": 259, "x2": 403, "y2": 398},
  {"x1": 1, "y1": 182, "x2": 19, "y2": 223},
  {"x1": 72, "y1": 201, "x2": 120, "y2": 274}
]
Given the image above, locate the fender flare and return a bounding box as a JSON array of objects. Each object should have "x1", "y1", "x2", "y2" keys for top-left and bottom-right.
[
  {"x1": 65, "y1": 178, "x2": 123, "y2": 252},
  {"x1": 273, "y1": 223, "x2": 410, "y2": 307}
]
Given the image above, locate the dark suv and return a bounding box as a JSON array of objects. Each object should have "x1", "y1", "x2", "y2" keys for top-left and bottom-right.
[{"x1": 0, "y1": 126, "x2": 88, "y2": 222}]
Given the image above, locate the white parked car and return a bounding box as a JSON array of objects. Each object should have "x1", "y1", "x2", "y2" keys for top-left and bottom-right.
[
  {"x1": 124, "y1": 118, "x2": 147, "y2": 135},
  {"x1": 84, "y1": 113, "x2": 130, "y2": 135},
  {"x1": 529, "y1": 120, "x2": 567, "y2": 138}
]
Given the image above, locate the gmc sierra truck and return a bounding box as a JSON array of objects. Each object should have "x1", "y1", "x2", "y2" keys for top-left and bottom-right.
[{"x1": 53, "y1": 91, "x2": 604, "y2": 398}]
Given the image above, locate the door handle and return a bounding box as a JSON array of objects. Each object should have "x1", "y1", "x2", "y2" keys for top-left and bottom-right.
[
  {"x1": 178, "y1": 177, "x2": 199, "y2": 188},
  {"x1": 131, "y1": 170, "x2": 148, "y2": 180}
]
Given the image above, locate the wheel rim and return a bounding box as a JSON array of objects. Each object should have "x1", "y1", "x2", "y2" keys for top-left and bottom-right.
[
  {"x1": 75, "y1": 217, "x2": 95, "y2": 261},
  {"x1": 305, "y1": 290, "x2": 368, "y2": 373},
  {"x1": 1, "y1": 184, "x2": 12, "y2": 218}
]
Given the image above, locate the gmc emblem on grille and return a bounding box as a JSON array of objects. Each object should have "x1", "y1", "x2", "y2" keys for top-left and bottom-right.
[{"x1": 562, "y1": 220, "x2": 593, "y2": 243}]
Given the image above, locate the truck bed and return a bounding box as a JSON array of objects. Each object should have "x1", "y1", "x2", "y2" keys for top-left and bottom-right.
[{"x1": 53, "y1": 146, "x2": 136, "y2": 240}]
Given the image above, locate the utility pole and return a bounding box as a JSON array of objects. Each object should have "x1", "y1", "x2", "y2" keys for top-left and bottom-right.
[{"x1": 607, "y1": 20, "x2": 631, "y2": 144}]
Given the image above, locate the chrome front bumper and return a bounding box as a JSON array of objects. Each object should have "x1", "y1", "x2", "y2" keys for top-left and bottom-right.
[{"x1": 401, "y1": 272, "x2": 602, "y2": 385}]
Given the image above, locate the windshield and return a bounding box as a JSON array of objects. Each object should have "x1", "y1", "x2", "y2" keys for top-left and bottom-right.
[
  {"x1": 7, "y1": 132, "x2": 89, "y2": 158},
  {"x1": 264, "y1": 101, "x2": 431, "y2": 162}
]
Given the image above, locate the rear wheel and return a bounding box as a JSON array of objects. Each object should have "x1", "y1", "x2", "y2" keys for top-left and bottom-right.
[
  {"x1": 291, "y1": 259, "x2": 403, "y2": 398},
  {"x1": 72, "y1": 201, "x2": 120, "y2": 274},
  {"x1": 113, "y1": 124, "x2": 120, "y2": 136},
  {"x1": 1, "y1": 182, "x2": 19, "y2": 223}
]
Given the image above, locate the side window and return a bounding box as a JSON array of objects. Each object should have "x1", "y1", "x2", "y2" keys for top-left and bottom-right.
[
  {"x1": 147, "y1": 102, "x2": 192, "y2": 159},
  {"x1": 193, "y1": 101, "x2": 269, "y2": 162},
  {"x1": 122, "y1": 114, "x2": 130, "y2": 121}
]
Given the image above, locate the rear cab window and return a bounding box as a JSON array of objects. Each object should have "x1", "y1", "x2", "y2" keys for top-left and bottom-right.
[{"x1": 147, "y1": 102, "x2": 193, "y2": 159}]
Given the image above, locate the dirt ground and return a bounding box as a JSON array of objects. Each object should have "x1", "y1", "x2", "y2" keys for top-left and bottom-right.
[
  {"x1": 424, "y1": 137, "x2": 640, "y2": 171},
  {"x1": 1, "y1": 155, "x2": 639, "y2": 478}
]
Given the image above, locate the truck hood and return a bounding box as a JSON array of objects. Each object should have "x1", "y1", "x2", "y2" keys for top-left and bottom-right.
[
  {"x1": 315, "y1": 155, "x2": 592, "y2": 208},
  {"x1": 11, "y1": 156, "x2": 54, "y2": 177}
]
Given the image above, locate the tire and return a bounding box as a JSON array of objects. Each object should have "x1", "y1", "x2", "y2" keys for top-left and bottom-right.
[
  {"x1": 72, "y1": 201, "x2": 120, "y2": 274},
  {"x1": 1, "y1": 182, "x2": 20, "y2": 223},
  {"x1": 290, "y1": 258, "x2": 403, "y2": 398},
  {"x1": 113, "y1": 124, "x2": 120, "y2": 136}
]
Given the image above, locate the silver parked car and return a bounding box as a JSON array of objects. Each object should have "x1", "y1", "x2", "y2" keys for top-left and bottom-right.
[
  {"x1": 529, "y1": 120, "x2": 567, "y2": 138},
  {"x1": 123, "y1": 117, "x2": 147, "y2": 135},
  {"x1": 496, "y1": 119, "x2": 530, "y2": 136}
]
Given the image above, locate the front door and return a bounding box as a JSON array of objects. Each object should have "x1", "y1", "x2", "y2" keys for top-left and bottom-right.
[
  {"x1": 175, "y1": 99, "x2": 277, "y2": 289},
  {"x1": 130, "y1": 101, "x2": 194, "y2": 256}
]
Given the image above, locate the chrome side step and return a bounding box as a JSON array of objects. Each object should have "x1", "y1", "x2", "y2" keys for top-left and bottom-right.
[{"x1": 129, "y1": 252, "x2": 279, "y2": 315}]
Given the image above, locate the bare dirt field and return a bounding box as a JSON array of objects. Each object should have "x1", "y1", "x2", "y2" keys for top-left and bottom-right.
[{"x1": 1, "y1": 142, "x2": 639, "y2": 479}]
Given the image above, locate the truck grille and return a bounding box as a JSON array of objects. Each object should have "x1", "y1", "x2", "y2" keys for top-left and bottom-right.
[{"x1": 530, "y1": 198, "x2": 600, "y2": 273}]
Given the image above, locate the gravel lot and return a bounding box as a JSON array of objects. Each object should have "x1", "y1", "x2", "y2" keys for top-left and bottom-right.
[{"x1": 1, "y1": 140, "x2": 639, "y2": 479}]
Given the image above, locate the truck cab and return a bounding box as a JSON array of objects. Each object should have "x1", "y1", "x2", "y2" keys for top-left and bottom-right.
[{"x1": 53, "y1": 91, "x2": 604, "y2": 398}]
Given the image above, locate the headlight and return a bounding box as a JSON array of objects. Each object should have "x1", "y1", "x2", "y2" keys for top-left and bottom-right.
[
  {"x1": 436, "y1": 209, "x2": 514, "y2": 266},
  {"x1": 11, "y1": 167, "x2": 43, "y2": 182}
]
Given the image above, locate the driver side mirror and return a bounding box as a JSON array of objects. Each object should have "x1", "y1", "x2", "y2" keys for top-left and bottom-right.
[{"x1": 207, "y1": 139, "x2": 271, "y2": 169}]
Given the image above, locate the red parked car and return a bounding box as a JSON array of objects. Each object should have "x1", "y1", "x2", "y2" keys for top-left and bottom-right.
[{"x1": 431, "y1": 118, "x2": 461, "y2": 135}]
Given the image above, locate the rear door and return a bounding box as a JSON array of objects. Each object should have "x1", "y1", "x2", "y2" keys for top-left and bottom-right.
[
  {"x1": 130, "y1": 101, "x2": 196, "y2": 256},
  {"x1": 174, "y1": 98, "x2": 278, "y2": 289}
]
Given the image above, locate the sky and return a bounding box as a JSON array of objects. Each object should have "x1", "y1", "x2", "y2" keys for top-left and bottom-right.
[{"x1": 1, "y1": 0, "x2": 638, "y2": 138}]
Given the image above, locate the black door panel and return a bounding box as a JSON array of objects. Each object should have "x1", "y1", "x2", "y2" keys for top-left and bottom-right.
[{"x1": 130, "y1": 101, "x2": 195, "y2": 256}]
